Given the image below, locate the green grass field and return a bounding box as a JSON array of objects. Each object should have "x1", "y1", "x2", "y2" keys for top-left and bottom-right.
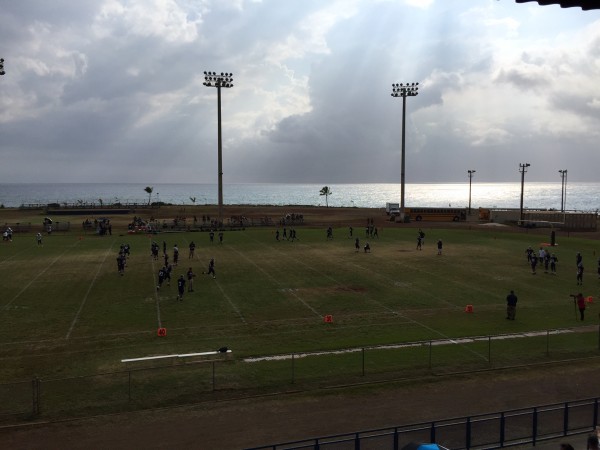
[{"x1": 2, "y1": 224, "x2": 598, "y2": 386}]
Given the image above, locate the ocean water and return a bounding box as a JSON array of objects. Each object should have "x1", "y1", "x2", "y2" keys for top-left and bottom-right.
[{"x1": 0, "y1": 182, "x2": 598, "y2": 212}]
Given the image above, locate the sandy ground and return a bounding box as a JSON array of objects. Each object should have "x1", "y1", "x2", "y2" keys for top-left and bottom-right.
[{"x1": 1, "y1": 359, "x2": 600, "y2": 450}]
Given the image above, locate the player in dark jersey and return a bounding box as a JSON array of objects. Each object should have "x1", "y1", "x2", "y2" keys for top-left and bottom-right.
[
  {"x1": 576, "y1": 263, "x2": 584, "y2": 285},
  {"x1": 355, "y1": 237, "x2": 360, "y2": 252},
  {"x1": 186, "y1": 267, "x2": 195, "y2": 292},
  {"x1": 151, "y1": 242, "x2": 159, "y2": 260},
  {"x1": 157, "y1": 266, "x2": 166, "y2": 290},
  {"x1": 550, "y1": 254, "x2": 558, "y2": 274},
  {"x1": 203, "y1": 258, "x2": 216, "y2": 279},
  {"x1": 177, "y1": 275, "x2": 186, "y2": 301},
  {"x1": 188, "y1": 241, "x2": 196, "y2": 259},
  {"x1": 165, "y1": 263, "x2": 173, "y2": 286},
  {"x1": 117, "y1": 254, "x2": 125, "y2": 275},
  {"x1": 173, "y1": 244, "x2": 179, "y2": 266},
  {"x1": 530, "y1": 254, "x2": 538, "y2": 275}
]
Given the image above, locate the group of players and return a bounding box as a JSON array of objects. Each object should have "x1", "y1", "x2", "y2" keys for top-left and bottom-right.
[
  {"x1": 525, "y1": 246, "x2": 600, "y2": 285},
  {"x1": 151, "y1": 238, "x2": 216, "y2": 301}
]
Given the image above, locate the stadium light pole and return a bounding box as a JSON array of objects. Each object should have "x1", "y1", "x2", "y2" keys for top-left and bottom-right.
[
  {"x1": 203, "y1": 71, "x2": 234, "y2": 225},
  {"x1": 519, "y1": 163, "x2": 530, "y2": 223},
  {"x1": 559, "y1": 169, "x2": 567, "y2": 213},
  {"x1": 467, "y1": 170, "x2": 476, "y2": 215},
  {"x1": 391, "y1": 82, "x2": 419, "y2": 222}
]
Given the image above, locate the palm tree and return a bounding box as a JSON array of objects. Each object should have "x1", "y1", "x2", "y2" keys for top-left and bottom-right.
[
  {"x1": 144, "y1": 186, "x2": 153, "y2": 205},
  {"x1": 319, "y1": 186, "x2": 332, "y2": 208},
  {"x1": 190, "y1": 196, "x2": 196, "y2": 205}
]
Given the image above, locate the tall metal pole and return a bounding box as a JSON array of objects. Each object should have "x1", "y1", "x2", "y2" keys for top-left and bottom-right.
[
  {"x1": 401, "y1": 95, "x2": 407, "y2": 218},
  {"x1": 391, "y1": 82, "x2": 419, "y2": 222},
  {"x1": 217, "y1": 85, "x2": 223, "y2": 222},
  {"x1": 468, "y1": 170, "x2": 476, "y2": 215},
  {"x1": 559, "y1": 170, "x2": 566, "y2": 212},
  {"x1": 563, "y1": 169, "x2": 568, "y2": 212},
  {"x1": 519, "y1": 163, "x2": 530, "y2": 223},
  {"x1": 203, "y1": 71, "x2": 234, "y2": 226}
]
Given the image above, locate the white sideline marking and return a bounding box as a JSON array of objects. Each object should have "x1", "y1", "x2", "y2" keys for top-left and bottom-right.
[
  {"x1": 243, "y1": 329, "x2": 575, "y2": 363},
  {"x1": 121, "y1": 350, "x2": 232, "y2": 363},
  {"x1": 150, "y1": 258, "x2": 163, "y2": 328}
]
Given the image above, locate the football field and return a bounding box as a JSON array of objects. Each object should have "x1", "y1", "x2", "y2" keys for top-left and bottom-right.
[{"x1": 1, "y1": 224, "x2": 598, "y2": 385}]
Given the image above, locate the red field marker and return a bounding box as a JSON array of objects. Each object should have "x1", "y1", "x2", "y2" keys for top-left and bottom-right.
[
  {"x1": 157, "y1": 327, "x2": 167, "y2": 337},
  {"x1": 324, "y1": 315, "x2": 333, "y2": 323}
]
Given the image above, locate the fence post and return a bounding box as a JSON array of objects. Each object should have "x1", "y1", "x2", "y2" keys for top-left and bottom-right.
[
  {"x1": 532, "y1": 407, "x2": 538, "y2": 446},
  {"x1": 488, "y1": 336, "x2": 491, "y2": 365},
  {"x1": 430, "y1": 421, "x2": 436, "y2": 443},
  {"x1": 500, "y1": 412, "x2": 505, "y2": 447},
  {"x1": 594, "y1": 398, "x2": 598, "y2": 432},
  {"x1": 563, "y1": 402, "x2": 569, "y2": 436},
  {"x1": 547, "y1": 330, "x2": 550, "y2": 356},
  {"x1": 466, "y1": 417, "x2": 472, "y2": 450}
]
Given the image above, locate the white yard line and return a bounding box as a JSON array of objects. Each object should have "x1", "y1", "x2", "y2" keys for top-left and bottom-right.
[
  {"x1": 230, "y1": 244, "x2": 321, "y2": 317},
  {"x1": 65, "y1": 242, "x2": 114, "y2": 339},
  {"x1": 214, "y1": 279, "x2": 247, "y2": 324},
  {"x1": 150, "y1": 257, "x2": 163, "y2": 329},
  {"x1": 245, "y1": 234, "x2": 489, "y2": 361},
  {"x1": 2, "y1": 241, "x2": 81, "y2": 311}
]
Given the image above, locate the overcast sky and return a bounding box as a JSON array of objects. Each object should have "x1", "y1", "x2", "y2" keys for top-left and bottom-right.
[{"x1": 1, "y1": 0, "x2": 599, "y2": 184}]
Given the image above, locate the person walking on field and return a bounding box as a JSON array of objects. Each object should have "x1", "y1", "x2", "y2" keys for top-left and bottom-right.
[
  {"x1": 186, "y1": 267, "x2": 196, "y2": 292},
  {"x1": 506, "y1": 290, "x2": 518, "y2": 320},
  {"x1": 176, "y1": 275, "x2": 186, "y2": 301},
  {"x1": 530, "y1": 253, "x2": 538, "y2": 275},
  {"x1": 203, "y1": 258, "x2": 216, "y2": 279},
  {"x1": 577, "y1": 263, "x2": 584, "y2": 285},
  {"x1": 550, "y1": 253, "x2": 558, "y2": 275},
  {"x1": 355, "y1": 237, "x2": 360, "y2": 252},
  {"x1": 173, "y1": 244, "x2": 179, "y2": 266},
  {"x1": 437, "y1": 239, "x2": 443, "y2": 256}
]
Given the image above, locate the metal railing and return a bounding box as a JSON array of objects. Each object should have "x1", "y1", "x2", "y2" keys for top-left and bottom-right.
[{"x1": 244, "y1": 398, "x2": 599, "y2": 449}]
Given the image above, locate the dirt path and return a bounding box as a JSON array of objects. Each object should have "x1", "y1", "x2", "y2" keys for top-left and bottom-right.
[{"x1": 2, "y1": 359, "x2": 599, "y2": 450}]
